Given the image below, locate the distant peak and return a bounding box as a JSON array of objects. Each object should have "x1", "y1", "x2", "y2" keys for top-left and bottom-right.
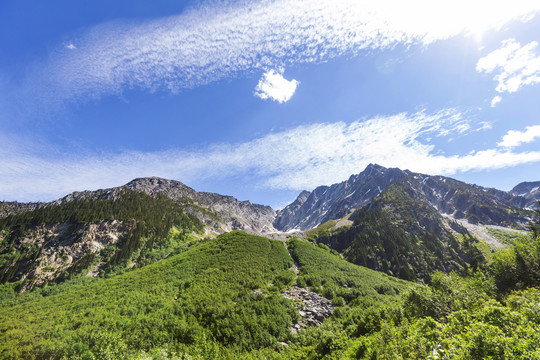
[
  {"x1": 366, "y1": 163, "x2": 385, "y2": 170},
  {"x1": 299, "y1": 190, "x2": 311, "y2": 197},
  {"x1": 362, "y1": 163, "x2": 388, "y2": 174},
  {"x1": 125, "y1": 177, "x2": 186, "y2": 187}
]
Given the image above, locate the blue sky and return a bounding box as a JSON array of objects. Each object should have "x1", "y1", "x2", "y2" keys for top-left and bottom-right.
[{"x1": 1, "y1": 0, "x2": 540, "y2": 208}]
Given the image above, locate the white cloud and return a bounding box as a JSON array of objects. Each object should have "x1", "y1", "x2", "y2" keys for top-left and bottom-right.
[
  {"x1": 498, "y1": 125, "x2": 540, "y2": 148},
  {"x1": 17, "y1": 1, "x2": 540, "y2": 110},
  {"x1": 2, "y1": 109, "x2": 539, "y2": 203},
  {"x1": 477, "y1": 38, "x2": 540, "y2": 94},
  {"x1": 65, "y1": 43, "x2": 76, "y2": 50},
  {"x1": 491, "y1": 95, "x2": 502, "y2": 107},
  {"x1": 254, "y1": 70, "x2": 299, "y2": 103}
]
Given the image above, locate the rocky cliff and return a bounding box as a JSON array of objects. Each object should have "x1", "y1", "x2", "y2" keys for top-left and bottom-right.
[
  {"x1": 274, "y1": 164, "x2": 407, "y2": 231},
  {"x1": 274, "y1": 164, "x2": 535, "y2": 231},
  {"x1": 510, "y1": 181, "x2": 540, "y2": 208}
]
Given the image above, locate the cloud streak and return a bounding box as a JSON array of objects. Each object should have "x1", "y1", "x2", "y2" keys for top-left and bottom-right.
[
  {"x1": 16, "y1": 0, "x2": 540, "y2": 111},
  {"x1": 2, "y1": 109, "x2": 539, "y2": 203}
]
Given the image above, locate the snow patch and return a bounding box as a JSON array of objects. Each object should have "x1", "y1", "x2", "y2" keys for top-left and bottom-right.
[{"x1": 343, "y1": 190, "x2": 356, "y2": 199}]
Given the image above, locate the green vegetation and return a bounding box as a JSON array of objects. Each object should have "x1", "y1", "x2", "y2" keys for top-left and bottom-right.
[
  {"x1": 1, "y1": 198, "x2": 539, "y2": 359},
  {"x1": 305, "y1": 220, "x2": 337, "y2": 240},
  {"x1": 343, "y1": 203, "x2": 540, "y2": 359},
  {"x1": 315, "y1": 182, "x2": 483, "y2": 281},
  {"x1": 490, "y1": 205, "x2": 540, "y2": 291},
  {"x1": 286, "y1": 231, "x2": 540, "y2": 359},
  {"x1": 0, "y1": 230, "x2": 419, "y2": 360},
  {"x1": 0, "y1": 190, "x2": 203, "y2": 287},
  {"x1": 0, "y1": 232, "x2": 297, "y2": 359},
  {"x1": 487, "y1": 227, "x2": 528, "y2": 246},
  {"x1": 266, "y1": 238, "x2": 414, "y2": 359},
  {"x1": 352, "y1": 274, "x2": 540, "y2": 359},
  {"x1": 288, "y1": 238, "x2": 411, "y2": 304}
]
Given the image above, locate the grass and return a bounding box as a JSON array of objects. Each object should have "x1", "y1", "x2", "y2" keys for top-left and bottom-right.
[{"x1": 487, "y1": 227, "x2": 528, "y2": 246}]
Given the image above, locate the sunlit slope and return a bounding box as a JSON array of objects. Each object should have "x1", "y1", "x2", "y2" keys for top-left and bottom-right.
[{"x1": 0, "y1": 231, "x2": 296, "y2": 359}]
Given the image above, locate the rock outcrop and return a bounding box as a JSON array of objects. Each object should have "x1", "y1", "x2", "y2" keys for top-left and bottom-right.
[
  {"x1": 510, "y1": 181, "x2": 540, "y2": 208},
  {"x1": 283, "y1": 286, "x2": 334, "y2": 332},
  {"x1": 0, "y1": 201, "x2": 42, "y2": 218},
  {"x1": 0, "y1": 220, "x2": 134, "y2": 290}
]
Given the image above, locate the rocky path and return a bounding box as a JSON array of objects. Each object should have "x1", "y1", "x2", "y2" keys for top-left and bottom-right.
[{"x1": 282, "y1": 243, "x2": 334, "y2": 333}]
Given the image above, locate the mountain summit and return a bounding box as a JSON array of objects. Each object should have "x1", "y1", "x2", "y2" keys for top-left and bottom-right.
[{"x1": 274, "y1": 164, "x2": 537, "y2": 232}]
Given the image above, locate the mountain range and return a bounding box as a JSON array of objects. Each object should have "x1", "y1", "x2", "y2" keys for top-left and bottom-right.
[
  {"x1": 1, "y1": 164, "x2": 540, "y2": 358},
  {"x1": 0, "y1": 163, "x2": 537, "y2": 289}
]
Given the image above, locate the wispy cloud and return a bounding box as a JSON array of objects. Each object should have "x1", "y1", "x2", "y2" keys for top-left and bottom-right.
[
  {"x1": 14, "y1": 0, "x2": 540, "y2": 112},
  {"x1": 2, "y1": 109, "x2": 539, "y2": 203},
  {"x1": 491, "y1": 95, "x2": 502, "y2": 107},
  {"x1": 498, "y1": 125, "x2": 540, "y2": 148},
  {"x1": 477, "y1": 38, "x2": 540, "y2": 96},
  {"x1": 254, "y1": 70, "x2": 299, "y2": 103}
]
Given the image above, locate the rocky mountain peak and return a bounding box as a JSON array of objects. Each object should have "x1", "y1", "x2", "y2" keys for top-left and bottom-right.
[
  {"x1": 511, "y1": 181, "x2": 540, "y2": 194},
  {"x1": 274, "y1": 164, "x2": 409, "y2": 231},
  {"x1": 274, "y1": 163, "x2": 537, "y2": 231},
  {"x1": 510, "y1": 181, "x2": 540, "y2": 208},
  {"x1": 124, "y1": 176, "x2": 196, "y2": 201}
]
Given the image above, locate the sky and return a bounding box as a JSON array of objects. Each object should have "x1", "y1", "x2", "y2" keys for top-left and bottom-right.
[{"x1": 1, "y1": 0, "x2": 540, "y2": 209}]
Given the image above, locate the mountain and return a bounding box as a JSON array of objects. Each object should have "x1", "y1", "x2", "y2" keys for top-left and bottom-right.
[
  {"x1": 275, "y1": 164, "x2": 534, "y2": 232},
  {"x1": 315, "y1": 180, "x2": 482, "y2": 281},
  {"x1": 274, "y1": 164, "x2": 407, "y2": 231},
  {"x1": 2, "y1": 165, "x2": 536, "y2": 289},
  {"x1": 52, "y1": 176, "x2": 277, "y2": 235},
  {"x1": 275, "y1": 164, "x2": 536, "y2": 280},
  {"x1": 0, "y1": 178, "x2": 277, "y2": 291},
  {"x1": 2, "y1": 169, "x2": 540, "y2": 359},
  {"x1": 510, "y1": 181, "x2": 540, "y2": 208}
]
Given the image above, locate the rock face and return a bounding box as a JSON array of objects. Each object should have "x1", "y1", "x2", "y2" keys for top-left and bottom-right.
[
  {"x1": 275, "y1": 164, "x2": 535, "y2": 231},
  {"x1": 52, "y1": 177, "x2": 277, "y2": 235},
  {"x1": 510, "y1": 181, "x2": 540, "y2": 208},
  {"x1": 275, "y1": 164, "x2": 407, "y2": 231},
  {"x1": 0, "y1": 220, "x2": 134, "y2": 290},
  {"x1": 0, "y1": 202, "x2": 42, "y2": 218}
]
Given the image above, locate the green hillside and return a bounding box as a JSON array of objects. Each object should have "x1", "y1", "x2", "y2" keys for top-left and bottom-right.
[
  {"x1": 0, "y1": 232, "x2": 418, "y2": 359},
  {"x1": 0, "y1": 232, "x2": 297, "y2": 359},
  {"x1": 285, "y1": 234, "x2": 540, "y2": 359},
  {"x1": 315, "y1": 181, "x2": 483, "y2": 281},
  {"x1": 2, "y1": 219, "x2": 540, "y2": 359}
]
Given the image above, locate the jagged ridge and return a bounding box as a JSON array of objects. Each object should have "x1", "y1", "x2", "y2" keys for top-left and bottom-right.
[{"x1": 274, "y1": 164, "x2": 536, "y2": 231}]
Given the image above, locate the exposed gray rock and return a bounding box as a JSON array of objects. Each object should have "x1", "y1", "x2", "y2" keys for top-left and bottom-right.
[
  {"x1": 274, "y1": 164, "x2": 536, "y2": 231},
  {"x1": 510, "y1": 181, "x2": 540, "y2": 208},
  {"x1": 275, "y1": 164, "x2": 408, "y2": 231},
  {"x1": 0, "y1": 201, "x2": 43, "y2": 218},
  {"x1": 1, "y1": 220, "x2": 134, "y2": 291},
  {"x1": 283, "y1": 286, "x2": 334, "y2": 329}
]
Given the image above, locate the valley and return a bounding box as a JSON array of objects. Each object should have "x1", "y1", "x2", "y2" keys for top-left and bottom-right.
[{"x1": 0, "y1": 164, "x2": 539, "y2": 359}]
